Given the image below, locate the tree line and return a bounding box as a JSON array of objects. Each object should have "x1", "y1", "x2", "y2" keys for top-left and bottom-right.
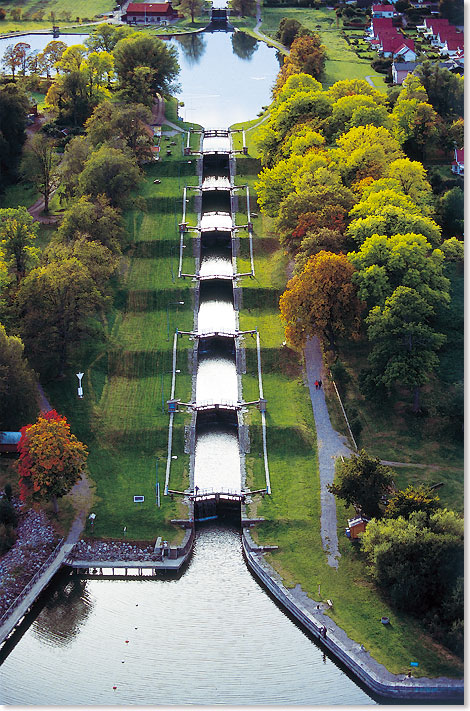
[
  {"x1": 0, "y1": 25, "x2": 180, "y2": 429},
  {"x1": 255, "y1": 63, "x2": 463, "y2": 414}
]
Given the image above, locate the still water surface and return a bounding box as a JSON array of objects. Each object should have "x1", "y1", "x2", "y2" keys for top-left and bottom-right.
[{"x1": 0, "y1": 529, "x2": 374, "y2": 704}]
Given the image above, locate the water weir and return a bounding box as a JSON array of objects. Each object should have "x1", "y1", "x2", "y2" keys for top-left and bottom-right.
[{"x1": 164, "y1": 128, "x2": 270, "y2": 524}]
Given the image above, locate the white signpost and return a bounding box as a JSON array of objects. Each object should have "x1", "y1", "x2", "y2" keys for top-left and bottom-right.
[{"x1": 76, "y1": 372, "x2": 84, "y2": 398}]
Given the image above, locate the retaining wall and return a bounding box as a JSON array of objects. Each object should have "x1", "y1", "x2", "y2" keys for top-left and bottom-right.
[{"x1": 242, "y1": 529, "x2": 463, "y2": 702}]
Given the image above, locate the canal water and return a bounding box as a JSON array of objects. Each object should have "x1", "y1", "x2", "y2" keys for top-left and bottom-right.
[
  {"x1": 0, "y1": 29, "x2": 376, "y2": 707},
  {"x1": 0, "y1": 528, "x2": 373, "y2": 705}
]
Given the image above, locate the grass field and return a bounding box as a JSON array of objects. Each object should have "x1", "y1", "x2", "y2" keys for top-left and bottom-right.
[
  {"x1": 228, "y1": 117, "x2": 463, "y2": 679},
  {"x1": 39, "y1": 131, "x2": 201, "y2": 542},
  {"x1": 259, "y1": 7, "x2": 387, "y2": 90},
  {"x1": 0, "y1": 0, "x2": 113, "y2": 23}
]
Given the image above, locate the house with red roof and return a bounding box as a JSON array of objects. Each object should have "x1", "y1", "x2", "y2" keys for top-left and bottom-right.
[
  {"x1": 451, "y1": 147, "x2": 464, "y2": 176},
  {"x1": 123, "y1": 2, "x2": 179, "y2": 24},
  {"x1": 380, "y1": 34, "x2": 416, "y2": 59},
  {"x1": 372, "y1": 4, "x2": 395, "y2": 17}
]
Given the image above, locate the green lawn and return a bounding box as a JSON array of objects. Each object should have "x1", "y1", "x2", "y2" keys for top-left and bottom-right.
[
  {"x1": 0, "y1": 0, "x2": 113, "y2": 23},
  {"x1": 42, "y1": 133, "x2": 200, "y2": 542},
  {"x1": 259, "y1": 7, "x2": 387, "y2": 90}
]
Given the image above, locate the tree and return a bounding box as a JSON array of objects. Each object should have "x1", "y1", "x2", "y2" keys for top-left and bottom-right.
[
  {"x1": 18, "y1": 410, "x2": 88, "y2": 513},
  {"x1": 294, "y1": 228, "x2": 345, "y2": 273},
  {"x1": 0, "y1": 206, "x2": 40, "y2": 284},
  {"x1": 113, "y1": 34, "x2": 179, "y2": 104},
  {"x1": 85, "y1": 23, "x2": 133, "y2": 53},
  {"x1": 45, "y1": 238, "x2": 118, "y2": 292},
  {"x1": 37, "y1": 40, "x2": 67, "y2": 79},
  {"x1": 85, "y1": 101, "x2": 153, "y2": 164},
  {"x1": 327, "y1": 78, "x2": 388, "y2": 104},
  {"x1": 45, "y1": 70, "x2": 93, "y2": 126},
  {"x1": 56, "y1": 194, "x2": 125, "y2": 253},
  {"x1": 78, "y1": 145, "x2": 141, "y2": 206},
  {"x1": 347, "y1": 206, "x2": 441, "y2": 248},
  {"x1": 276, "y1": 18, "x2": 302, "y2": 46},
  {"x1": 366, "y1": 286, "x2": 446, "y2": 412},
  {"x1": 387, "y1": 158, "x2": 433, "y2": 208},
  {"x1": 0, "y1": 83, "x2": 29, "y2": 190},
  {"x1": 80, "y1": 50, "x2": 114, "y2": 96},
  {"x1": 230, "y1": 0, "x2": 256, "y2": 16},
  {"x1": 0, "y1": 322, "x2": 38, "y2": 430},
  {"x1": 16, "y1": 258, "x2": 107, "y2": 376},
  {"x1": 333, "y1": 125, "x2": 404, "y2": 184},
  {"x1": 327, "y1": 449, "x2": 394, "y2": 519},
  {"x1": 20, "y1": 133, "x2": 60, "y2": 213},
  {"x1": 361, "y1": 510, "x2": 463, "y2": 614},
  {"x1": 56, "y1": 44, "x2": 87, "y2": 73},
  {"x1": 348, "y1": 233, "x2": 450, "y2": 311},
  {"x1": 59, "y1": 136, "x2": 91, "y2": 200},
  {"x1": 414, "y1": 61, "x2": 464, "y2": 119},
  {"x1": 13, "y1": 42, "x2": 31, "y2": 76},
  {"x1": 276, "y1": 183, "x2": 354, "y2": 255},
  {"x1": 436, "y1": 187, "x2": 464, "y2": 238},
  {"x1": 279, "y1": 251, "x2": 362, "y2": 351},
  {"x1": 385, "y1": 485, "x2": 440, "y2": 520},
  {"x1": 274, "y1": 34, "x2": 327, "y2": 93},
  {"x1": 178, "y1": 0, "x2": 205, "y2": 22},
  {"x1": 2, "y1": 44, "x2": 21, "y2": 80}
]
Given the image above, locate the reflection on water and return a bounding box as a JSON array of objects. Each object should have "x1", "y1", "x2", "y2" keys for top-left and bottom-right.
[
  {"x1": 194, "y1": 428, "x2": 240, "y2": 492},
  {"x1": 174, "y1": 32, "x2": 207, "y2": 65},
  {"x1": 231, "y1": 31, "x2": 259, "y2": 60},
  {"x1": 169, "y1": 32, "x2": 280, "y2": 126},
  {"x1": 0, "y1": 528, "x2": 375, "y2": 705},
  {"x1": 196, "y1": 355, "x2": 238, "y2": 403},
  {"x1": 33, "y1": 577, "x2": 93, "y2": 648}
]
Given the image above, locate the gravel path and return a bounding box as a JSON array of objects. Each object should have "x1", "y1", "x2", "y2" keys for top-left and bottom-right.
[{"x1": 304, "y1": 336, "x2": 351, "y2": 568}]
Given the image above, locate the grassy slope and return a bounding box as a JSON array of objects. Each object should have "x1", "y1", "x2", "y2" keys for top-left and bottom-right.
[
  {"x1": 44, "y1": 132, "x2": 201, "y2": 542},
  {"x1": 259, "y1": 7, "x2": 387, "y2": 91},
  {"x1": 230, "y1": 118, "x2": 463, "y2": 679}
]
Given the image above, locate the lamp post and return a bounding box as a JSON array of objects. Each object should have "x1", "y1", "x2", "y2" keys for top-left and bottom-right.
[
  {"x1": 166, "y1": 301, "x2": 184, "y2": 341},
  {"x1": 76, "y1": 372, "x2": 84, "y2": 399}
]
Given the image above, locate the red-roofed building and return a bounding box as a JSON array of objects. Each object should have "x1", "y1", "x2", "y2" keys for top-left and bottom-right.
[
  {"x1": 372, "y1": 4, "x2": 395, "y2": 17},
  {"x1": 451, "y1": 147, "x2": 464, "y2": 176},
  {"x1": 123, "y1": 2, "x2": 179, "y2": 24},
  {"x1": 380, "y1": 33, "x2": 416, "y2": 59},
  {"x1": 370, "y1": 16, "x2": 395, "y2": 37}
]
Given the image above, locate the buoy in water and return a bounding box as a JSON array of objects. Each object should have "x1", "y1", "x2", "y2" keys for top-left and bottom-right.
[
  {"x1": 125, "y1": 640, "x2": 129, "y2": 643},
  {"x1": 113, "y1": 686, "x2": 117, "y2": 690}
]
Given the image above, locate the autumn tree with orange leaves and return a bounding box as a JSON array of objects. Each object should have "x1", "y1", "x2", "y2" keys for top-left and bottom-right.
[
  {"x1": 279, "y1": 251, "x2": 363, "y2": 352},
  {"x1": 18, "y1": 410, "x2": 88, "y2": 513}
]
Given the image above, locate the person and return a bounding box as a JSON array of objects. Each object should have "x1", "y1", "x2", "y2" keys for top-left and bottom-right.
[
  {"x1": 314, "y1": 380, "x2": 319, "y2": 389},
  {"x1": 318, "y1": 379, "x2": 322, "y2": 388}
]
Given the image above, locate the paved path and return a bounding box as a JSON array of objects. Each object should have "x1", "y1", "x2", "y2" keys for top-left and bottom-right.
[
  {"x1": 304, "y1": 336, "x2": 350, "y2": 569},
  {"x1": 253, "y1": 0, "x2": 289, "y2": 53}
]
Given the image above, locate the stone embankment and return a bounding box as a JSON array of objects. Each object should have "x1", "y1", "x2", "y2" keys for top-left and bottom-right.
[
  {"x1": 242, "y1": 527, "x2": 464, "y2": 703},
  {"x1": 0, "y1": 504, "x2": 58, "y2": 618}
]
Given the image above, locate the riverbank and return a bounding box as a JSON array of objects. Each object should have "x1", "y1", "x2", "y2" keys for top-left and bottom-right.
[{"x1": 242, "y1": 525, "x2": 464, "y2": 702}]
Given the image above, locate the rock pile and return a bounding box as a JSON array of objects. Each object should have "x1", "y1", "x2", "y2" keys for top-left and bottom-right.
[{"x1": 0, "y1": 505, "x2": 58, "y2": 618}]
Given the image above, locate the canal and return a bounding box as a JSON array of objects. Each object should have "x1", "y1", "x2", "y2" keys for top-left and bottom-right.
[{"x1": 0, "y1": 29, "x2": 375, "y2": 706}]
